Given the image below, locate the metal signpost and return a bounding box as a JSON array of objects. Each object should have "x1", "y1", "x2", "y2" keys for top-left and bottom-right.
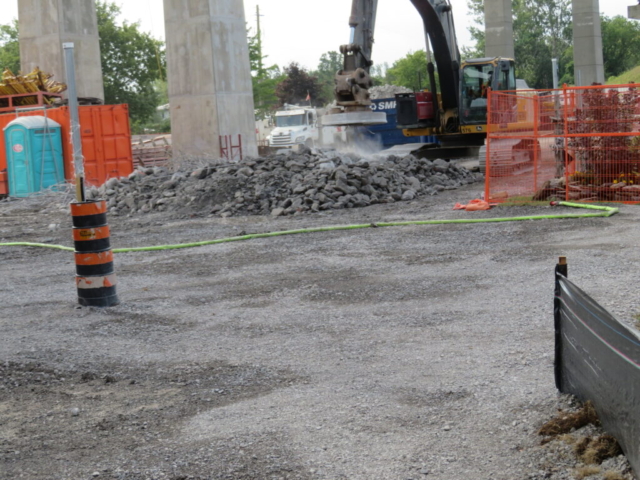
[{"x1": 62, "y1": 42, "x2": 85, "y2": 202}]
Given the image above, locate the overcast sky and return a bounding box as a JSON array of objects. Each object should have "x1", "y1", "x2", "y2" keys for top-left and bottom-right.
[{"x1": 1, "y1": 0, "x2": 631, "y2": 71}]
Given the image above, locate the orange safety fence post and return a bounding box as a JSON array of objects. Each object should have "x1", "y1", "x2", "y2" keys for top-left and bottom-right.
[
  {"x1": 533, "y1": 94, "x2": 539, "y2": 193},
  {"x1": 562, "y1": 84, "x2": 570, "y2": 201},
  {"x1": 485, "y1": 87, "x2": 492, "y2": 202}
]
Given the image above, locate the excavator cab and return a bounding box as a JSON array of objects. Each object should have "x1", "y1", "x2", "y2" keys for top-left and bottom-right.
[{"x1": 459, "y1": 57, "x2": 516, "y2": 126}]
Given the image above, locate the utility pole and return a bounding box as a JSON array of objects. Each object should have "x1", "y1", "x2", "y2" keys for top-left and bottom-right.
[
  {"x1": 552, "y1": 58, "x2": 559, "y2": 89},
  {"x1": 256, "y1": 5, "x2": 264, "y2": 75}
]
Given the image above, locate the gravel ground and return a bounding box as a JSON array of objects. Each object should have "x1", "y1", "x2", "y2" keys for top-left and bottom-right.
[{"x1": 0, "y1": 180, "x2": 638, "y2": 480}]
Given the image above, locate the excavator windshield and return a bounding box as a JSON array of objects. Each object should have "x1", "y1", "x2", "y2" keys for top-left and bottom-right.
[
  {"x1": 460, "y1": 64, "x2": 492, "y2": 124},
  {"x1": 460, "y1": 59, "x2": 515, "y2": 125}
]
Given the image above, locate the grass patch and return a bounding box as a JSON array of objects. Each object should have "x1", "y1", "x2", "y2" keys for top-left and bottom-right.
[
  {"x1": 575, "y1": 435, "x2": 623, "y2": 465},
  {"x1": 575, "y1": 466, "x2": 601, "y2": 479},
  {"x1": 633, "y1": 313, "x2": 640, "y2": 330},
  {"x1": 539, "y1": 401, "x2": 600, "y2": 437},
  {"x1": 607, "y1": 65, "x2": 640, "y2": 85},
  {"x1": 559, "y1": 433, "x2": 577, "y2": 444},
  {"x1": 603, "y1": 471, "x2": 626, "y2": 480},
  {"x1": 575, "y1": 436, "x2": 592, "y2": 456}
]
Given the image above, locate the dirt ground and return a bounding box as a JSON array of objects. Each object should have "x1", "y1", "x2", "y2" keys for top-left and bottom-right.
[{"x1": 1, "y1": 181, "x2": 639, "y2": 480}]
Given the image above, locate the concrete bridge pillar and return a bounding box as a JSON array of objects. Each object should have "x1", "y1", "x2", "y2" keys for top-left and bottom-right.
[
  {"x1": 572, "y1": 0, "x2": 605, "y2": 85},
  {"x1": 484, "y1": 0, "x2": 515, "y2": 59},
  {"x1": 163, "y1": 0, "x2": 258, "y2": 158},
  {"x1": 18, "y1": 0, "x2": 104, "y2": 100}
]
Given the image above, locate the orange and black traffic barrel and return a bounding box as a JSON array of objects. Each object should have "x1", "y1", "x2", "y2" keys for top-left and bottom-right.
[{"x1": 70, "y1": 200, "x2": 119, "y2": 307}]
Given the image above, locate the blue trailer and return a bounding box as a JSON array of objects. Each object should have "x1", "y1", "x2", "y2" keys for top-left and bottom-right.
[{"x1": 356, "y1": 97, "x2": 438, "y2": 149}]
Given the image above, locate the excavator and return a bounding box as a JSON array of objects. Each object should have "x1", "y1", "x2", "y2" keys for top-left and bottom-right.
[{"x1": 322, "y1": 0, "x2": 518, "y2": 159}]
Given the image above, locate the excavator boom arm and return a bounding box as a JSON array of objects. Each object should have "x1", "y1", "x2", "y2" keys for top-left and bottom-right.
[
  {"x1": 409, "y1": 0, "x2": 460, "y2": 111},
  {"x1": 349, "y1": 0, "x2": 378, "y2": 71},
  {"x1": 337, "y1": 0, "x2": 461, "y2": 109},
  {"x1": 326, "y1": 0, "x2": 463, "y2": 127}
]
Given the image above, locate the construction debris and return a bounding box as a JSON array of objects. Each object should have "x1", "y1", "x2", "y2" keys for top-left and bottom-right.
[
  {"x1": 131, "y1": 135, "x2": 172, "y2": 168},
  {"x1": 533, "y1": 175, "x2": 640, "y2": 203},
  {"x1": 86, "y1": 149, "x2": 481, "y2": 217},
  {"x1": 369, "y1": 85, "x2": 412, "y2": 99},
  {"x1": 0, "y1": 68, "x2": 67, "y2": 107}
]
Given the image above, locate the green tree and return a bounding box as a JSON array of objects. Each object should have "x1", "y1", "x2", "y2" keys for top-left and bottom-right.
[
  {"x1": 248, "y1": 26, "x2": 264, "y2": 75},
  {"x1": 247, "y1": 27, "x2": 283, "y2": 119},
  {"x1": 253, "y1": 68, "x2": 283, "y2": 118},
  {"x1": 314, "y1": 51, "x2": 342, "y2": 105},
  {"x1": 386, "y1": 50, "x2": 429, "y2": 90},
  {"x1": 136, "y1": 78, "x2": 170, "y2": 134},
  {"x1": 97, "y1": 1, "x2": 165, "y2": 125},
  {"x1": 370, "y1": 62, "x2": 390, "y2": 86},
  {"x1": 601, "y1": 15, "x2": 640, "y2": 80},
  {"x1": 275, "y1": 63, "x2": 321, "y2": 107},
  {"x1": 511, "y1": 0, "x2": 572, "y2": 88},
  {"x1": 0, "y1": 20, "x2": 19, "y2": 73},
  {"x1": 558, "y1": 45, "x2": 574, "y2": 85},
  {"x1": 154, "y1": 78, "x2": 168, "y2": 106},
  {"x1": 464, "y1": 2, "x2": 485, "y2": 60},
  {"x1": 0, "y1": 4, "x2": 165, "y2": 131}
]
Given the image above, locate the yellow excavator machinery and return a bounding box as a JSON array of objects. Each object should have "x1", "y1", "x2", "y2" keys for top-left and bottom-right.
[{"x1": 322, "y1": 0, "x2": 518, "y2": 159}]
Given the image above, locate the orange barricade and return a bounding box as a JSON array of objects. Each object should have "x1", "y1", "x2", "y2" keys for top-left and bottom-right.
[
  {"x1": 70, "y1": 200, "x2": 119, "y2": 307},
  {"x1": 485, "y1": 84, "x2": 640, "y2": 204}
]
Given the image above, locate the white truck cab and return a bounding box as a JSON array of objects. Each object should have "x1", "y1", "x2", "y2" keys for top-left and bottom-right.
[
  {"x1": 268, "y1": 106, "x2": 318, "y2": 149},
  {"x1": 268, "y1": 105, "x2": 345, "y2": 150}
]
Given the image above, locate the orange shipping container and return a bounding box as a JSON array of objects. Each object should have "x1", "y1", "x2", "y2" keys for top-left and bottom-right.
[
  {"x1": 0, "y1": 104, "x2": 133, "y2": 192},
  {"x1": 0, "y1": 171, "x2": 7, "y2": 195}
]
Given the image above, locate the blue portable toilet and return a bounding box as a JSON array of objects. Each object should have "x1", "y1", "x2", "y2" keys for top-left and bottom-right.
[{"x1": 4, "y1": 116, "x2": 65, "y2": 197}]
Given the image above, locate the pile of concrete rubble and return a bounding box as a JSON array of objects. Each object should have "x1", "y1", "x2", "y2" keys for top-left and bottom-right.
[
  {"x1": 369, "y1": 85, "x2": 412, "y2": 99},
  {"x1": 87, "y1": 149, "x2": 480, "y2": 218}
]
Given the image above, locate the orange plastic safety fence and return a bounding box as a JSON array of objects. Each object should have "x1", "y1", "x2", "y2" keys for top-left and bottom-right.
[{"x1": 485, "y1": 84, "x2": 640, "y2": 204}]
